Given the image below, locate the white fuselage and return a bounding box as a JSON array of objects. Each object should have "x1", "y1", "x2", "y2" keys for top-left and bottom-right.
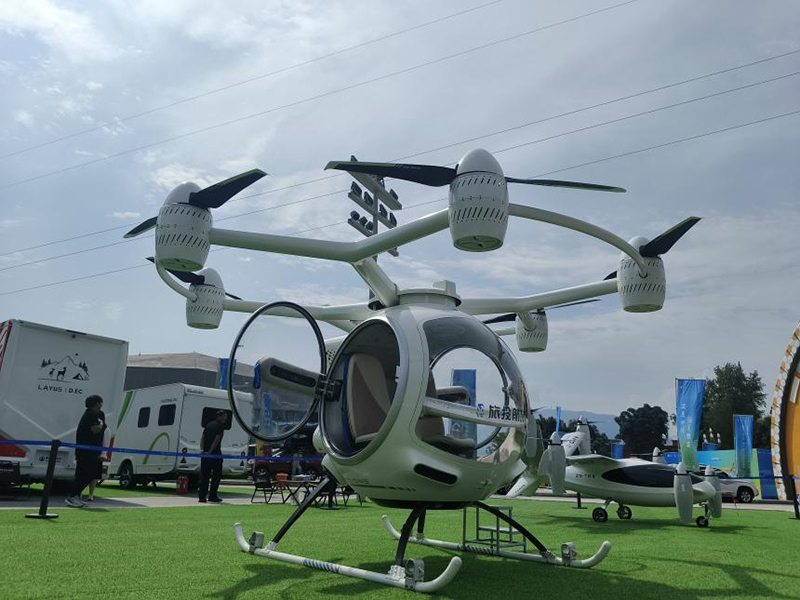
[{"x1": 566, "y1": 457, "x2": 716, "y2": 507}]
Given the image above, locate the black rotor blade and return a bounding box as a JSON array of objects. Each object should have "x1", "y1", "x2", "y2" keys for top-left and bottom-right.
[
  {"x1": 603, "y1": 271, "x2": 617, "y2": 280},
  {"x1": 325, "y1": 160, "x2": 457, "y2": 187},
  {"x1": 548, "y1": 299, "x2": 601, "y2": 310},
  {"x1": 124, "y1": 216, "x2": 157, "y2": 239},
  {"x1": 225, "y1": 291, "x2": 242, "y2": 300},
  {"x1": 483, "y1": 313, "x2": 516, "y2": 325},
  {"x1": 145, "y1": 257, "x2": 205, "y2": 285},
  {"x1": 506, "y1": 177, "x2": 625, "y2": 193},
  {"x1": 639, "y1": 217, "x2": 701, "y2": 257},
  {"x1": 189, "y1": 168, "x2": 267, "y2": 209}
]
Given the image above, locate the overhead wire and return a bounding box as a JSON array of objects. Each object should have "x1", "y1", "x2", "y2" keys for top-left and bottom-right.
[
  {"x1": 0, "y1": 0, "x2": 507, "y2": 161},
  {"x1": 3, "y1": 104, "x2": 799, "y2": 296},
  {"x1": 0, "y1": 0, "x2": 641, "y2": 194},
  {"x1": 2, "y1": 67, "x2": 797, "y2": 273},
  {"x1": 2, "y1": 44, "x2": 797, "y2": 258}
]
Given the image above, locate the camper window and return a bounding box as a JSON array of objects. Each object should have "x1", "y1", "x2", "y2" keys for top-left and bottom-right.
[
  {"x1": 137, "y1": 407, "x2": 150, "y2": 428},
  {"x1": 158, "y1": 404, "x2": 176, "y2": 426}
]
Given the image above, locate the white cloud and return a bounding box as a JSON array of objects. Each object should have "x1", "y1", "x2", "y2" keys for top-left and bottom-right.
[
  {"x1": 86, "y1": 81, "x2": 103, "y2": 91},
  {"x1": 104, "y1": 302, "x2": 124, "y2": 321},
  {"x1": 0, "y1": 0, "x2": 120, "y2": 63},
  {"x1": 13, "y1": 109, "x2": 34, "y2": 127},
  {"x1": 111, "y1": 211, "x2": 141, "y2": 220}
]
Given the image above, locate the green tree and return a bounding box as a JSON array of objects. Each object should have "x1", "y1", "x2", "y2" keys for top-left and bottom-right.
[
  {"x1": 701, "y1": 363, "x2": 766, "y2": 449},
  {"x1": 615, "y1": 404, "x2": 669, "y2": 455}
]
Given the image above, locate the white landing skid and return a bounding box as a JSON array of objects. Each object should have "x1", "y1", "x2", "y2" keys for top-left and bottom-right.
[
  {"x1": 234, "y1": 522, "x2": 462, "y2": 593},
  {"x1": 382, "y1": 515, "x2": 612, "y2": 568}
]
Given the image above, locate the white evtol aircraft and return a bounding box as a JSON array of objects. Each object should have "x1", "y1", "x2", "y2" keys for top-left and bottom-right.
[
  {"x1": 507, "y1": 416, "x2": 723, "y2": 527},
  {"x1": 127, "y1": 149, "x2": 700, "y2": 592},
  {"x1": 564, "y1": 456, "x2": 723, "y2": 528}
]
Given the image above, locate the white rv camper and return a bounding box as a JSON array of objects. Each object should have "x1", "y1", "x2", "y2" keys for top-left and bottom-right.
[
  {"x1": 109, "y1": 383, "x2": 252, "y2": 488},
  {"x1": 0, "y1": 319, "x2": 128, "y2": 482}
]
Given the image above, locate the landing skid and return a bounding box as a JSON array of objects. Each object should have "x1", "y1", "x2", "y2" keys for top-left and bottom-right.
[
  {"x1": 383, "y1": 503, "x2": 612, "y2": 569},
  {"x1": 233, "y1": 479, "x2": 610, "y2": 594}
]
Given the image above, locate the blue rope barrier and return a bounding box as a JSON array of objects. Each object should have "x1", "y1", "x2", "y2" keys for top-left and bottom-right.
[{"x1": 0, "y1": 438, "x2": 321, "y2": 463}]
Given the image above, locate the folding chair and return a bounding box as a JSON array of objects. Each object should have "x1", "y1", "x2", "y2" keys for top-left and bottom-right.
[{"x1": 251, "y1": 471, "x2": 277, "y2": 504}]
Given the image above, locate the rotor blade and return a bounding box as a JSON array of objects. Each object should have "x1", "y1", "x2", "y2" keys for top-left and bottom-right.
[
  {"x1": 189, "y1": 168, "x2": 267, "y2": 209},
  {"x1": 145, "y1": 257, "x2": 205, "y2": 285},
  {"x1": 506, "y1": 177, "x2": 625, "y2": 193},
  {"x1": 325, "y1": 160, "x2": 456, "y2": 187},
  {"x1": 639, "y1": 217, "x2": 701, "y2": 257},
  {"x1": 483, "y1": 313, "x2": 516, "y2": 325},
  {"x1": 124, "y1": 216, "x2": 157, "y2": 238},
  {"x1": 548, "y1": 299, "x2": 601, "y2": 310},
  {"x1": 603, "y1": 271, "x2": 617, "y2": 280},
  {"x1": 225, "y1": 291, "x2": 242, "y2": 300}
]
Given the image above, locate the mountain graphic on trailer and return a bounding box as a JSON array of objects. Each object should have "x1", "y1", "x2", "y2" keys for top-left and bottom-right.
[{"x1": 39, "y1": 353, "x2": 90, "y2": 382}]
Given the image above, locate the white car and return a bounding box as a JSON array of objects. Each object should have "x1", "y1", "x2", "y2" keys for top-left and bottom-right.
[{"x1": 696, "y1": 467, "x2": 758, "y2": 503}]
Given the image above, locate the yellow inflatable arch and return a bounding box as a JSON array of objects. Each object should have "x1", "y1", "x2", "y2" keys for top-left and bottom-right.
[{"x1": 770, "y1": 321, "x2": 800, "y2": 500}]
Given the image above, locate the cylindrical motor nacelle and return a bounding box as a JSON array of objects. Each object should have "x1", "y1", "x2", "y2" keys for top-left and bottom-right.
[
  {"x1": 155, "y1": 183, "x2": 212, "y2": 272},
  {"x1": 515, "y1": 312, "x2": 548, "y2": 352},
  {"x1": 185, "y1": 268, "x2": 225, "y2": 329},
  {"x1": 448, "y1": 173, "x2": 509, "y2": 252},
  {"x1": 617, "y1": 236, "x2": 666, "y2": 313}
]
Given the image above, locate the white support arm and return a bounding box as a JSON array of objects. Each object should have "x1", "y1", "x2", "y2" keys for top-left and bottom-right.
[
  {"x1": 493, "y1": 327, "x2": 515, "y2": 336},
  {"x1": 422, "y1": 396, "x2": 526, "y2": 429},
  {"x1": 352, "y1": 258, "x2": 399, "y2": 307},
  {"x1": 209, "y1": 208, "x2": 449, "y2": 264},
  {"x1": 461, "y1": 279, "x2": 618, "y2": 316},
  {"x1": 509, "y1": 203, "x2": 647, "y2": 274},
  {"x1": 221, "y1": 298, "x2": 374, "y2": 322},
  {"x1": 156, "y1": 263, "x2": 197, "y2": 301}
]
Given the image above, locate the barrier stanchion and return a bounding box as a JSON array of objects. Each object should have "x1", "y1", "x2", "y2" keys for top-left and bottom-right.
[
  {"x1": 573, "y1": 492, "x2": 586, "y2": 509},
  {"x1": 25, "y1": 439, "x2": 60, "y2": 520}
]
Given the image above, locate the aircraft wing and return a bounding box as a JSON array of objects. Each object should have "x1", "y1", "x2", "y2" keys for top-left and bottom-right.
[{"x1": 565, "y1": 454, "x2": 619, "y2": 467}]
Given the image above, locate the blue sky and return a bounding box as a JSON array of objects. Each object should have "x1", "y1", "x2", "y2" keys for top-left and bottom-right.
[{"x1": 1, "y1": 0, "x2": 799, "y2": 416}]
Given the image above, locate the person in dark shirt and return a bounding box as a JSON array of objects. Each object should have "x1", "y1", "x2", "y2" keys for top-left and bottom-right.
[
  {"x1": 66, "y1": 395, "x2": 106, "y2": 508},
  {"x1": 85, "y1": 407, "x2": 107, "y2": 501},
  {"x1": 199, "y1": 410, "x2": 228, "y2": 503}
]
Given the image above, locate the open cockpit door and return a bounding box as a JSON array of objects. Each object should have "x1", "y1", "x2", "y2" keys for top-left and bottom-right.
[{"x1": 226, "y1": 301, "x2": 327, "y2": 442}]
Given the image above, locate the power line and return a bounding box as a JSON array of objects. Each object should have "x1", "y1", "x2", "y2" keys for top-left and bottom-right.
[
  {"x1": 0, "y1": 0, "x2": 640, "y2": 194},
  {"x1": 3, "y1": 68, "x2": 796, "y2": 273},
  {"x1": 0, "y1": 0, "x2": 506, "y2": 161},
  {"x1": 3, "y1": 105, "x2": 798, "y2": 297},
  {"x1": 2, "y1": 44, "x2": 796, "y2": 259}
]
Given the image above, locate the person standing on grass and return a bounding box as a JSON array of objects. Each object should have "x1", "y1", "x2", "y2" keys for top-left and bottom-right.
[
  {"x1": 84, "y1": 404, "x2": 107, "y2": 502},
  {"x1": 199, "y1": 410, "x2": 227, "y2": 503},
  {"x1": 66, "y1": 395, "x2": 106, "y2": 508}
]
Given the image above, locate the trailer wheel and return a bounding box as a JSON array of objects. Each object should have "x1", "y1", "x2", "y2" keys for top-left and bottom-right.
[{"x1": 118, "y1": 462, "x2": 136, "y2": 490}]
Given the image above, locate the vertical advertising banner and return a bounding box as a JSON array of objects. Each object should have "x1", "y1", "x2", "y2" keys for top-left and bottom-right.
[
  {"x1": 612, "y1": 441, "x2": 625, "y2": 459},
  {"x1": 449, "y1": 369, "x2": 477, "y2": 443},
  {"x1": 676, "y1": 378, "x2": 706, "y2": 470},
  {"x1": 734, "y1": 414, "x2": 754, "y2": 477},
  {"x1": 217, "y1": 358, "x2": 237, "y2": 390},
  {"x1": 556, "y1": 405, "x2": 562, "y2": 435}
]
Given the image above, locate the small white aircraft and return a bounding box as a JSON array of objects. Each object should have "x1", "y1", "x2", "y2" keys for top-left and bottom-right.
[{"x1": 564, "y1": 456, "x2": 722, "y2": 527}]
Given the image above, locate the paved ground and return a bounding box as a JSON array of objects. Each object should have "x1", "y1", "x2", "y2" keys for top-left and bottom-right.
[{"x1": 2, "y1": 488, "x2": 795, "y2": 513}]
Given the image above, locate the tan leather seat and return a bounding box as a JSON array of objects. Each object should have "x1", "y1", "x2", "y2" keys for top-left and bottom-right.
[
  {"x1": 416, "y1": 375, "x2": 476, "y2": 454},
  {"x1": 346, "y1": 354, "x2": 391, "y2": 444}
]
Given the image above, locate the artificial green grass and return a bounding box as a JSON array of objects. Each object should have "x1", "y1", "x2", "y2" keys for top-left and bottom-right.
[{"x1": 1, "y1": 500, "x2": 798, "y2": 599}]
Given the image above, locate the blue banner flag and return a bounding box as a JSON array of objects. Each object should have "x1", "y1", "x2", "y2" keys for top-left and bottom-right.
[
  {"x1": 676, "y1": 378, "x2": 706, "y2": 470},
  {"x1": 450, "y1": 369, "x2": 477, "y2": 443},
  {"x1": 556, "y1": 405, "x2": 562, "y2": 435},
  {"x1": 734, "y1": 414, "x2": 754, "y2": 477},
  {"x1": 217, "y1": 357, "x2": 236, "y2": 390},
  {"x1": 612, "y1": 441, "x2": 624, "y2": 459}
]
